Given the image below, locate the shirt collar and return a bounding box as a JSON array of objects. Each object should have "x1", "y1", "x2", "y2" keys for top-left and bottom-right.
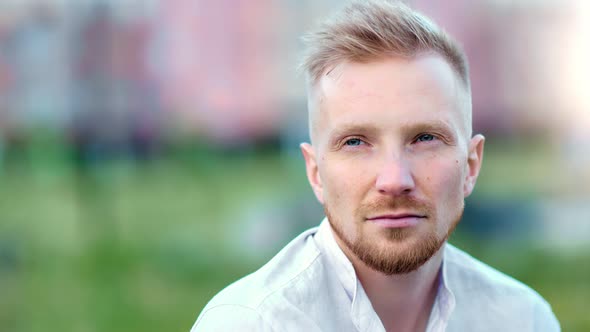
[
  {"x1": 425, "y1": 253, "x2": 456, "y2": 331},
  {"x1": 315, "y1": 218, "x2": 357, "y2": 300},
  {"x1": 315, "y1": 218, "x2": 383, "y2": 331},
  {"x1": 314, "y1": 218, "x2": 456, "y2": 332}
]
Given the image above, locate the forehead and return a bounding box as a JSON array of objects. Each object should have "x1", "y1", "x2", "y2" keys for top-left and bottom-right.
[{"x1": 313, "y1": 54, "x2": 470, "y2": 139}]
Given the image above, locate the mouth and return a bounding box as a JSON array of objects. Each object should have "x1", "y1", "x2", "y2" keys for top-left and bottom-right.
[{"x1": 366, "y1": 213, "x2": 427, "y2": 228}]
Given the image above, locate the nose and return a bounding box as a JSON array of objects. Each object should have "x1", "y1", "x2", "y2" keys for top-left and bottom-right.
[{"x1": 375, "y1": 155, "x2": 415, "y2": 195}]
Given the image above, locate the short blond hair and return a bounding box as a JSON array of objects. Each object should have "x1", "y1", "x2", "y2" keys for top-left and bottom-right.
[{"x1": 300, "y1": 0, "x2": 470, "y2": 89}]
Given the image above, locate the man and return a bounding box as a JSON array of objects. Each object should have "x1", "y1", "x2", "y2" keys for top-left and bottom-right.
[{"x1": 191, "y1": 1, "x2": 560, "y2": 331}]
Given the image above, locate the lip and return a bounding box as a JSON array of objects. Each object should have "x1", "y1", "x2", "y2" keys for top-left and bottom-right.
[{"x1": 366, "y1": 213, "x2": 426, "y2": 228}]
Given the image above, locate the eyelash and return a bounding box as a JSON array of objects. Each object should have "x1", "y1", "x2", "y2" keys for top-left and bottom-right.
[
  {"x1": 343, "y1": 137, "x2": 366, "y2": 147},
  {"x1": 413, "y1": 133, "x2": 438, "y2": 143}
]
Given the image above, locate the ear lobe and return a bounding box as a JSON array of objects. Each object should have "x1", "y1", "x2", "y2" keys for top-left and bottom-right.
[
  {"x1": 300, "y1": 143, "x2": 324, "y2": 204},
  {"x1": 464, "y1": 134, "x2": 485, "y2": 197}
]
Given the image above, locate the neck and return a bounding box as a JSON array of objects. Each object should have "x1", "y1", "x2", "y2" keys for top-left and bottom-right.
[{"x1": 335, "y1": 232, "x2": 444, "y2": 332}]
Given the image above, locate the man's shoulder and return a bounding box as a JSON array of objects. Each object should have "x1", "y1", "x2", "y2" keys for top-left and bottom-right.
[
  {"x1": 191, "y1": 304, "x2": 273, "y2": 332},
  {"x1": 192, "y1": 226, "x2": 325, "y2": 331},
  {"x1": 444, "y1": 243, "x2": 560, "y2": 331},
  {"x1": 444, "y1": 243, "x2": 542, "y2": 299}
]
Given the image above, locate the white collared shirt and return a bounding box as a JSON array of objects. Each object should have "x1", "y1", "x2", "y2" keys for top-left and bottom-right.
[{"x1": 191, "y1": 219, "x2": 560, "y2": 332}]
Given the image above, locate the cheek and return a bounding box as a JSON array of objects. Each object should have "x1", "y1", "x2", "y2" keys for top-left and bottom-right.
[
  {"x1": 416, "y1": 156, "x2": 465, "y2": 198},
  {"x1": 320, "y1": 159, "x2": 372, "y2": 204}
]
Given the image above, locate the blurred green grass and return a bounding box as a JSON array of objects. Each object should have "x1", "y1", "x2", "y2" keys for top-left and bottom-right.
[{"x1": 0, "y1": 140, "x2": 588, "y2": 331}]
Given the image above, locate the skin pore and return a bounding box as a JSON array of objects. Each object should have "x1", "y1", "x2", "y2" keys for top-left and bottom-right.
[{"x1": 301, "y1": 53, "x2": 484, "y2": 331}]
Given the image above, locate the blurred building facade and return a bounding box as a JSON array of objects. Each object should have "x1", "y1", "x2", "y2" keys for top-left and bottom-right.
[{"x1": 1, "y1": 0, "x2": 587, "y2": 142}]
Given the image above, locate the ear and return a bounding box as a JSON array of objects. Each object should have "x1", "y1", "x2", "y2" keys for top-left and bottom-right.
[
  {"x1": 300, "y1": 143, "x2": 324, "y2": 204},
  {"x1": 463, "y1": 134, "x2": 485, "y2": 197}
]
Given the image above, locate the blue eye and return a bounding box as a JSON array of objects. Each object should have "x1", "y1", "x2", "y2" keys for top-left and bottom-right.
[
  {"x1": 344, "y1": 138, "x2": 363, "y2": 146},
  {"x1": 416, "y1": 134, "x2": 436, "y2": 142}
]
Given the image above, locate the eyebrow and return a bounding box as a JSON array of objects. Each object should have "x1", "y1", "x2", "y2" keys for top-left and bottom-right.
[
  {"x1": 328, "y1": 123, "x2": 380, "y2": 142},
  {"x1": 403, "y1": 120, "x2": 455, "y2": 137}
]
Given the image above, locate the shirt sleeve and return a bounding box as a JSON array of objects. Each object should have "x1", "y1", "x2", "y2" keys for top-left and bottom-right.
[
  {"x1": 532, "y1": 299, "x2": 561, "y2": 332},
  {"x1": 190, "y1": 304, "x2": 275, "y2": 332}
]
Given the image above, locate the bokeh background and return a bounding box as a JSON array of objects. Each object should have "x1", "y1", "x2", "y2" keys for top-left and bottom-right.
[{"x1": 0, "y1": 0, "x2": 589, "y2": 331}]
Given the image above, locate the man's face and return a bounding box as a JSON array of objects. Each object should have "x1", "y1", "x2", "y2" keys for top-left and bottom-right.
[{"x1": 301, "y1": 54, "x2": 484, "y2": 275}]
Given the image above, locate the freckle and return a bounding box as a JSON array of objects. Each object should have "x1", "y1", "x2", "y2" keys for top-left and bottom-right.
[{"x1": 455, "y1": 160, "x2": 459, "y2": 164}]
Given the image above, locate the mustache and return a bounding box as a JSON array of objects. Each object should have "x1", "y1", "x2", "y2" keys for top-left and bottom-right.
[{"x1": 358, "y1": 196, "x2": 433, "y2": 216}]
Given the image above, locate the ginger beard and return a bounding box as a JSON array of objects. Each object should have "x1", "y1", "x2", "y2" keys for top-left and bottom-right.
[{"x1": 325, "y1": 196, "x2": 463, "y2": 275}]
